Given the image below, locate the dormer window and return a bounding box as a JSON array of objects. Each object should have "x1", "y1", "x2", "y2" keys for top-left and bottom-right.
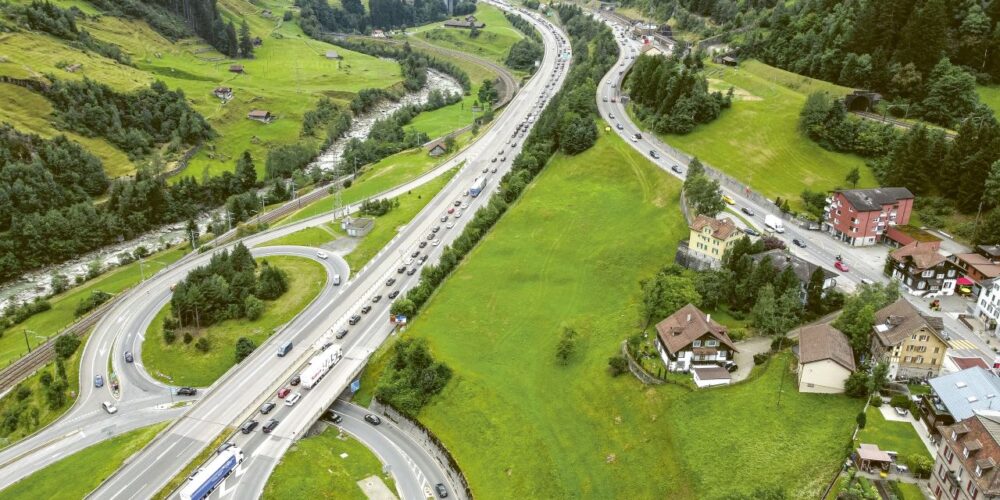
[
  {"x1": 953, "y1": 431, "x2": 957, "y2": 441},
  {"x1": 692, "y1": 340, "x2": 702, "y2": 348},
  {"x1": 964, "y1": 447, "x2": 970, "y2": 458},
  {"x1": 977, "y1": 465, "x2": 983, "y2": 477}
]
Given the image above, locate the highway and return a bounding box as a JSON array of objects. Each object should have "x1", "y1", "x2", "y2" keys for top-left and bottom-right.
[{"x1": 593, "y1": 12, "x2": 997, "y2": 362}]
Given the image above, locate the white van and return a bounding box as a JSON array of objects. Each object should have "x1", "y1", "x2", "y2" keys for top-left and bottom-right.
[
  {"x1": 285, "y1": 392, "x2": 302, "y2": 406},
  {"x1": 333, "y1": 274, "x2": 341, "y2": 286},
  {"x1": 316, "y1": 251, "x2": 328, "y2": 259}
]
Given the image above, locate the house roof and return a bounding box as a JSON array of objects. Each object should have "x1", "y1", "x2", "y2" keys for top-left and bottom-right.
[
  {"x1": 956, "y1": 253, "x2": 1000, "y2": 279},
  {"x1": 940, "y1": 412, "x2": 1000, "y2": 495},
  {"x1": 692, "y1": 366, "x2": 731, "y2": 381},
  {"x1": 655, "y1": 304, "x2": 736, "y2": 355},
  {"x1": 722, "y1": 56, "x2": 738, "y2": 63},
  {"x1": 952, "y1": 356, "x2": 992, "y2": 371},
  {"x1": 929, "y1": 368, "x2": 1000, "y2": 421},
  {"x1": 689, "y1": 215, "x2": 738, "y2": 240},
  {"x1": 857, "y1": 443, "x2": 892, "y2": 463},
  {"x1": 836, "y1": 187, "x2": 913, "y2": 212},
  {"x1": 347, "y1": 217, "x2": 374, "y2": 230},
  {"x1": 890, "y1": 241, "x2": 947, "y2": 270},
  {"x1": 980, "y1": 245, "x2": 1000, "y2": 259},
  {"x1": 872, "y1": 298, "x2": 946, "y2": 346},
  {"x1": 796, "y1": 323, "x2": 855, "y2": 372},
  {"x1": 325, "y1": 50, "x2": 340, "y2": 58},
  {"x1": 247, "y1": 110, "x2": 270, "y2": 118},
  {"x1": 750, "y1": 249, "x2": 837, "y2": 284}
]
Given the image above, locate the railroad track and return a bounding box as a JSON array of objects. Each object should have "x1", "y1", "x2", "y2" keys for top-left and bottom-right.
[{"x1": 852, "y1": 110, "x2": 957, "y2": 139}]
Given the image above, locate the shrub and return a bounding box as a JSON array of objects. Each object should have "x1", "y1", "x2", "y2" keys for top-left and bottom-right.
[
  {"x1": 235, "y1": 336, "x2": 256, "y2": 362},
  {"x1": 753, "y1": 352, "x2": 771, "y2": 365},
  {"x1": 283, "y1": 10, "x2": 293, "y2": 21},
  {"x1": 728, "y1": 328, "x2": 747, "y2": 341},
  {"x1": 75, "y1": 290, "x2": 112, "y2": 317},
  {"x1": 845, "y1": 371, "x2": 872, "y2": 398},
  {"x1": 39, "y1": 372, "x2": 53, "y2": 387},
  {"x1": 15, "y1": 386, "x2": 31, "y2": 401},
  {"x1": 195, "y1": 337, "x2": 211, "y2": 352},
  {"x1": 54, "y1": 334, "x2": 81, "y2": 359},
  {"x1": 856, "y1": 411, "x2": 866, "y2": 429},
  {"x1": 608, "y1": 355, "x2": 628, "y2": 376},
  {"x1": 889, "y1": 394, "x2": 910, "y2": 409},
  {"x1": 183, "y1": 332, "x2": 193, "y2": 344},
  {"x1": 908, "y1": 454, "x2": 933, "y2": 478},
  {"x1": 244, "y1": 296, "x2": 264, "y2": 321},
  {"x1": 163, "y1": 329, "x2": 177, "y2": 344},
  {"x1": 870, "y1": 397, "x2": 883, "y2": 407}
]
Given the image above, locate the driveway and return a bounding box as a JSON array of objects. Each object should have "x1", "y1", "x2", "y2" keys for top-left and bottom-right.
[{"x1": 733, "y1": 336, "x2": 772, "y2": 383}]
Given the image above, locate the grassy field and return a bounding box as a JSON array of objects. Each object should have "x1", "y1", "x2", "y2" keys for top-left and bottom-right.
[
  {"x1": 263, "y1": 426, "x2": 396, "y2": 499},
  {"x1": 856, "y1": 407, "x2": 933, "y2": 466},
  {"x1": 142, "y1": 256, "x2": 326, "y2": 387},
  {"x1": 654, "y1": 59, "x2": 878, "y2": 209},
  {"x1": 357, "y1": 128, "x2": 862, "y2": 497},
  {"x1": 0, "y1": 422, "x2": 166, "y2": 500},
  {"x1": 260, "y1": 223, "x2": 343, "y2": 248},
  {"x1": 0, "y1": 331, "x2": 88, "y2": 449},
  {"x1": 979, "y1": 85, "x2": 1000, "y2": 115},
  {"x1": 408, "y1": 93, "x2": 478, "y2": 138},
  {"x1": 412, "y1": 3, "x2": 523, "y2": 66},
  {"x1": 0, "y1": 245, "x2": 188, "y2": 367}
]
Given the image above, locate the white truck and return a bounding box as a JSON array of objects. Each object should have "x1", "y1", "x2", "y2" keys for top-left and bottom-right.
[
  {"x1": 764, "y1": 214, "x2": 785, "y2": 233},
  {"x1": 300, "y1": 345, "x2": 344, "y2": 389}
]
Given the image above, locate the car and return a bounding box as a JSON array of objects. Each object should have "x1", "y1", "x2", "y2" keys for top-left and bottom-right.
[
  {"x1": 433, "y1": 239, "x2": 441, "y2": 246},
  {"x1": 741, "y1": 207, "x2": 755, "y2": 217},
  {"x1": 364, "y1": 414, "x2": 382, "y2": 425},
  {"x1": 742, "y1": 227, "x2": 760, "y2": 237},
  {"x1": 285, "y1": 392, "x2": 302, "y2": 406},
  {"x1": 453, "y1": 200, "x2": 461, "y2": 207},
  {"x1": 615, "y1": 123, "x2": 624, "y2": 131},
  {"x1": 216, "y1": 442, "x2": 235, "y2": 454},
  {"x1": 327, "y1": 411, "x2": 343, "y2": 424},
  {"x1": 263, "y1": 419, "x2": 279, "y2": 433},
  {"x1": 722, "y1": 195, "x2": 736, "y2": 205},
  {"x1": 501, "y1": 157, "x2": 507, "y2": 162},
  {"x1": 260, "y1": 402, "x2": 276, "y2": 414},
  {"x1": 124, "y1": 351, "x2": 134, "y2": 363},
  {"x1": 95, "y1": 375, "x2": 104, "y2": 388},
  {"x1": 447, "y1": 207, "x2": 455, "y2": 214},
  {"x1": 602, "y1": 96, "x2": 608, "y2": 102},
  {"x1": 419, "y1": 241, "x2": 427, "y2": 248},
  {"x1": 792, "y1": 239, "x2": 807, "y2": 248},
  {"x1": 277, "y1": 387, "x2": 291, "y2": 399},
  {"x1": 608, "y1": 113, "x2": 614, "y2": 120},
  {"x1": 419, "y1": 255, "x2": 428, "y2": 264},
  {"x1": 290, "y1": 375, "x2": 301, "y2": 386},
  {"x1": 432, "y1": 226, "x2": 440, "y2": 233},
  {"x1": 241, "y1": 420, "x2": 259, "y2": 434},
  {"x1": 336, "y1": 329, "x2": 348, "y2": 339},
  {"x1": 630, "y1": 135, "x2": 638, "y2": 142},
  {"x1": 407, "y1": 268, "x2": 417, "y2": 276},
  {"x1": 411, "y1": 251, "x2": 420, "y2": 258},
  {"x1": 491, "y1": 167, "x2": 498, "y2": 173},
  {"x1": 435, "y1": 483, "x2": 449, "y2": 498},
  {"x1": 893, "y1": 406, "x2": 908, "y2": 417},
  {"x1": 388, "y1": 290, "x2": 399, "y2": 299},
  {"x1": 386, "y1": 278, "x2": 396, "y2": 286},
  {"x1": 426, "y1": 233, "x2": 434, "y2": 241},
  {"x1": 649, "y1": 150, "x2": 660, "y2": 159},
  {"x1": 374, "y1": 294, "x2": 384, "y2": 303},
  {"x1": 349, "y1": 314, "x2": 361, "y2": 325},
  {"x1": 397, "y1": 266, "x2": 407, "y2": 274},
  {"x1": 835, "y1": 261, "x2": 850, "y2": 272},
  {"x1": 723, "y1": 361, "x2": 738, "y2": 373},
  {"x1": 860, "y1": 278, "x2": 875, "y2": 285},
  {"x1": 177, "y1": 386, "x2": 197, "y2": 396},
  {"x1": 316, "y1": 251, "x2": 328, "y2": 260},
  {"x1": 482, "y1": 167, "x2": 489, "y2": 173},
  {"x1": 102, "y1": 401, "x2": 117, "y2": 414},
  {"x1": 671, "y1": 165, "x2": 683, "y2": 174},
  {"x1": 454, "y1": 210, "x2": 462, "y2": 218},
  {"x1": 362, "y1": 305, "x2": 372, "y2": 314},
  {"x1": 510, "y1": 142, "x2": 517, "y2": 148}
]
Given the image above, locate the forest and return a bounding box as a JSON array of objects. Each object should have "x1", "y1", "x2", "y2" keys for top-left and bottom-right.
[
  {"x1": 295, "y1": 0, "x2": 475, "y2": 34},
  {"x1": 626, "y1": 53, "x2": 732, "y2": 134},
  {"x1": 5, "y1": 1, "x2": 129, "y2": 63}
]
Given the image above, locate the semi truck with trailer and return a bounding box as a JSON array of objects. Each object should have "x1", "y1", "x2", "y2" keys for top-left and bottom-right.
[
  {"x1": 179, "y1": 447, "x2": 244, "y2": 500},
  {"x1": 300, "y1": 345, "x2": 344, "y2": 389},
  {"x1": 470, "y1": 177, "x2": 486, "y2": 197}
]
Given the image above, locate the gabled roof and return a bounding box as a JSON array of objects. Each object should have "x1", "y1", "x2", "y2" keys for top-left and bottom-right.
[
  {"x1": 835, "y1": 187, "x2": 913, "y2": 212},
  {"x1": 930, "y1": 368, "x2": 1000, "y2": 421},
  {"x1": 873, "y1": 298, "x2": 946, "y2": 346},
  {"x1": 797, "y1": 323, "x2": 855, "y2": 372},
  {"x1": 689, "y1": 214, "x2": 738, "y2": 240},
  {"x1": 955, "y1": 253, "x2": 1000, "y2": 279},
  {"x1": 750, "y1": 249, "x2": 837, "y2": 284},
  {"x1": 655, "y1": 304, "x2": 736, "y2": 355},
  {"x1": 247, "y1": 110, "x2": 271, "y2": 118},
  {"x1": 890, "y1": 241, "x2": 947, "y2": 270},
  {"x1": 941, "y1": 412, "x2": 1000, "y2": 495}
]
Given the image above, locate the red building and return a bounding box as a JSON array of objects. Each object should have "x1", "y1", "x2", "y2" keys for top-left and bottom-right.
[{"x1": 824, "y1": 187, "x2": 914, "y2": 246}]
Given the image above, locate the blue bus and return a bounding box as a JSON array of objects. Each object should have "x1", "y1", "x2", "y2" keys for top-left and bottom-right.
[{"x1": 470, "y1": 177, "x2": 486, "y2": 197}]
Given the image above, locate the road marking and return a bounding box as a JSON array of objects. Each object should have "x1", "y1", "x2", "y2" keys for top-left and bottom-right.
[
  {"x1": 154, "y1": 441, "x2": 179, "y2": 462},
  {"x1": 950, "y1": 339, "x2": 980, "y2": 350}
]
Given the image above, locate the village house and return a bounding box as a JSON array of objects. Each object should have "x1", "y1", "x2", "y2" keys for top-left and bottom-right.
[
  {"x1": 213, "y1": 87, "x2": 233, "y2": 100},
  {"x1": 685, "y1": 215, "x2": 741, "y2": 265},
  {"x1": 654, "y1": 304, "x2": 737, "y2": 387},
  {"x1": 325, "y1": 50, "x2": 341, "y2": 60},
  {"x1": 750, "y1": 249, "x2": 838, "y2": 303},
  {"x1": 871, "y1": 298, "x2": 949, "y2": 380},
  {"x1": 922, "y1": 367, "x2": 1000, "y2": 435},
  {"x1": 639, "y1": 44, "x2": 664, "y2": 57},
  {"x1": 931, "y1": 410, "x2": 1000, "y2": 500},
  {"x1": 371, "y1": 29, "x2": 386, "y2": 38},
  {"x1": 246, "y1": 110, "x2": 273, "y2": 123},
  {"x1": 885, "y1": 240, "x2": 962, "y2": 296},
  {"x1": 952, "y1": 246, "x2": 1000, "y2": 288},
  {"x1": 976, "y1": 278, "x2": 1000, "y2": 338},
  {"x1": 229, "y1": 64, "x2": 245, "y2": 73},
  {"x1": 795, "y1": 323, "x2": 855, "y2": 394},
  {"x1": 824, "y1": 187, "x2": 914, "y2": 246},
  {"x1": 426, "y1": 139, "x2": 448, "y2": 157}
]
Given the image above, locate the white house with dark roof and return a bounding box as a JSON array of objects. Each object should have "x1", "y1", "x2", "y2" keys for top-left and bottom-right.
[
  {"x1": 654, "y1": 304, "x2": 737, "y2": 378},
  {"x1": 796, "y1": 323, "x2": 856, "y2": 394}
]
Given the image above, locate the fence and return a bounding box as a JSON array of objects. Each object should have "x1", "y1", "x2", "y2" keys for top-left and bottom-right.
[{"x1": 620, "y1": 340, "x2": 664, "y2": 385}]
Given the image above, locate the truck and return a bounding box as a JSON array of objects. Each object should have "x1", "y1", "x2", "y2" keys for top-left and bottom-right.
[
  {"x1": 469, "y1": 177, "x2": 486, "y2": 197},
  {"x1": 764, "y1": 214, "x2": 785, "y2": 233},
  {"x1": 300, "y1": 345, "x2": 344, "y2": 389},
  {"x1": 179, "y1": 447, "x2": 244, "y2": 500}
]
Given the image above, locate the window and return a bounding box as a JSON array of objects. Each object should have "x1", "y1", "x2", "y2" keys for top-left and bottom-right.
[
  {"x1": 903, "y1": 356, "x2": 911, "y2": 363},
  {"x1": 919, "y1": 335, "x2": 929, "y2": 342},
  {"x1": 934, "y1": 347, "x2": 940, "y2": 353},
  {"x1": 922, "y1": 270, "x2": 935, "y2": 278},
  {"x1": 963, "y1": 447, "x2": 970, "y2": 458},
  {"x1": 705, "y1": 340, "x2": 718, "y2": 347},
  {"x1": 692, "y1": 340, "x2": 701, "y2": 348},
  {"x1": 952, "y1": 431, "x2": 958, "y2": 441},
  {"x1": 976, "y1": 465, "x2": 983, "y2": 477}
]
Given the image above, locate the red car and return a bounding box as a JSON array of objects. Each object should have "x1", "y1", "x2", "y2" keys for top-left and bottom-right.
[
  {"x1": 835, "y1": 261, "x2": 849, "y2": 272},
  {"x1": 277, "y1": 387, "x2": 291, "y2": 398}
]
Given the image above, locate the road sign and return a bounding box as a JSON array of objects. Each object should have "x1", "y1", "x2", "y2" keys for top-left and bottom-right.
[{"x1": 350, "y1": 379, "x2": 361, "y2": 393}]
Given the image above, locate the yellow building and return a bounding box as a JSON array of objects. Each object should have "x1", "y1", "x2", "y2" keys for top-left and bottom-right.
[
  {"x1": 871, "y1": 298, "x2": 950, "y2": 380},
  {"x1": 688, "y1": 215, "x2": 741, "y2": 262}
]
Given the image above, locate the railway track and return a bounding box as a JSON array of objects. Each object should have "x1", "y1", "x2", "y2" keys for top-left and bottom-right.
[{"x1": 852, "y1": 110, "x2": 957, "y2": 139}]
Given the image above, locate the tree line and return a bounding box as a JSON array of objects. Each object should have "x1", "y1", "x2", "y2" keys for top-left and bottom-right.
[
  {"x1": 296, "y1": 0, "x2": 474, "y2": 35},
  {"x1": 389, "y1": 4, "x2": 619, "y2": 319},
  {"x1": 627, "y1": 53, "x2": 732, "y2": 134}
]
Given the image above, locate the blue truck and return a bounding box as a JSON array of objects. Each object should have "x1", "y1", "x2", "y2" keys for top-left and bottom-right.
[{"x1": 179, "y1": 447, "x2": 244, "y2": 500}]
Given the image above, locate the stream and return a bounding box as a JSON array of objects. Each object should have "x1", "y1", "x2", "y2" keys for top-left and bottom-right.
[{"x1": 0, "y1": 69, "x2": 464, "y2": 310}]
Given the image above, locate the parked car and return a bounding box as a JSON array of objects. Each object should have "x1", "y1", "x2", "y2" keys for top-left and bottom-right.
[
  {"x1": 263, "y1": 419, "x2": 279, "y2": 433},
  {"x1": 241, "y1": 420, "x2": 259, "y2": 434},
  {"x1": 94, "y1": 375, "x2": 104, "y2": 388},
  {"x1": 364, "y1": 414, "x2": 382, "y2": 425},
  {"x1": 336, "y1": 329, "x2": 348, "y2": 339},
  {"x1": 792, "y1": 239, "x2": 807, "y2": 248},
  {"x1": 894, "y1": 406, "x2": 908, "y2": 417},
  {"x1": 124, "y1": 351, "x2": 134, "y2": 363},
  {"x1": 260, "y1": 402, "x2": 276, "y2": 414},
  {"x1": 835, "y1": 261, "x2": 850, "y2": 272},
  {"x1": 277, "y1": 387, "x2": 291, "y2": 399}
]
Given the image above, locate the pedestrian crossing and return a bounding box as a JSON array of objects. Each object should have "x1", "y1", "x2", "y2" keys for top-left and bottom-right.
[{"x1": 949, "y1": 339, "x2": 981, "y2": 351}]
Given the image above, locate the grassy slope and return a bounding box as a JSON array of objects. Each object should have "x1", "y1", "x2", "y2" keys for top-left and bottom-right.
[
  {"x1": 408, "y1": 93, "x2": 478, "y2": 138},
  {"x1": 0, "y1": 245, "x2": 188, "y2": 367},
  {"x1": 659, "y1": 60, "x2": 878, "y2": 208},
  {"x1": 412, "y1": 3, "x2": 523, "y2": 66},
  {"x1": 979, "y1": 85, "x2": 1000, "y2": 115},
  {"x1": 263, "y1": 426, "x2": 396, "y2": 499},
  {"x1": 0, "y1": 331, "x2": 87, "y2": 448},
  {"x1": 261, "y1": 223, "x2": 342, "y2": 248},
  {"x1": 142, "y1": 256, "x2": 326, "y2": 386},
  {"x1": 0, "y1": 422, "x2": 166, "y2": 500}
]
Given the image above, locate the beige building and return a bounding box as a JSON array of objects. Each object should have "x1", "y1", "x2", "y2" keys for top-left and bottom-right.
[
  {"x1": 871, "y1": 298, "x2": 949, "y2": 380},
  {"x1": 688, "y1": 215, "x2": 741, "y2": 263},
  {"x1": 796, "y1": 324, "x2": 856, "y2": 394},
  {"x1": 932, "y1": 411, "x2": 1000, "y2": 500}
]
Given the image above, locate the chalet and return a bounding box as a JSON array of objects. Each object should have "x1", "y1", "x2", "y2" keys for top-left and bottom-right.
[
  {"x1": 639, "y1": 44, "x2": 664, "y2": 57},
  {"x1": 885, "y1": 240, "x2": 962, "y2": 295},
  {"x1": 871, "y1": 298, "x2": 949, "y2": 379},
  {"x1": 426, "y1": 140, "x2": 447, "y2": 157},
  {"x1": 213, "y1": 87, "x2": 233, "y2": 100},
  {"x1": 247, "y1": 110, "x2": 273, "y2": 123},
  {"x1": 795, "y1": 323, "x2": 855, "y2": 394},
  {"x1": 229, "y1": 64, "x2": 245, "y2": 73},
  {"x1": 654, "y1": 304, "x2": 737, "y2": 379},
  {"x1": 325, "y1": 51, "x2": 341, "y2": 60},
  {"x1": 371, "y1": 29, "x2": 386, "y2": 38}
]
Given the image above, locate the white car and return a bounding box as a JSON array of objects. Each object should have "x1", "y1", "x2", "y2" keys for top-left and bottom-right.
[
  {"x1": 446, "y1": 221, "x2": 455, "y2": 229},
  {"x1": 461, "y1": 202, "x2": 469, "y2": 209},
  {"x1": 102, "y1": 401, "x2": 118, "y2": 414},
  {"x1": 316, "y1": 251, "x2": 328, "y2": 260},
  {"x1": 432, "y1": 239, "x2": 441, "y2": 246},
  {"x1": 454, "y1": 210, "x2": 462, "y2": 218},
  {"x1": 285, "y1": 392, "x2": 302, "y2": 406}
]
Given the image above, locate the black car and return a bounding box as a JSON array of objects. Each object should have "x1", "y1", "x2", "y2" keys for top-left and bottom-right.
[
  {"x1": 436, "y1": 483, "x2": 449, "y2": 498},
  {"x1": 388, "y1": 290, "x2": 399, "y2": 299},
  {"x1": 649, "y1": 150, "x2": 660, "y2": 159},
  {"x1": 260, "y1": 402, "x2": 276, "y2": 414},
  {"x1": 407, "y1": 268, "x2": 417, "y2": 276},
  {"x1": 372, "y1": 295, "x2": 382, "y2": 303},
  {"x1": 793, "y1": 238, "x2": 807, "y2": 248},
  {"x1": 124, "y1": 351, "x2": 134, "y2": 363},
  {"x1": 411, "y1": 251, "x2": 420, "y2": 258},
  {"x1": 262, "y1": 419, "x2": 279, "y2": 433},
  {"x1": 397, "y1": 266, "x2": 406, "y2": 274},
  {"x1": 419, "y1": 241, "x2": 428, "y2": 249},
  {"x1": 671, "y1": 165, "x2": 683, "y2": 174},
  {"x1": 241, "y1": 420, "x2": 258, "y2": 434},
  {"x1": 361, "y1": 305, "x2": 372, "y2": 314},
  {"x1": 454, "y1": 200, "x2": 461, "y2": 207},
  {"x1": 419, "y1": 255, "x2": 428, "y2": 264},
  {"x1": 386, "y1": 278, "x2": 396, "y2": 286},
  {"x1": 364, "y1": 414, "x2": 382, "y2": 425},
  {"x1": 741, "y1": 207, "x2": 755, "y2": 217},
  {"x1": 349, "y1": 314, "x2": 361, "y2": 325},
  {"x1": 742, "y1": 227, "x2": 760, "y2": 237},
  {"x1": 177, "y1": 387, "x2": 197, "y2": 396},
  {"x1": 336, "y1": 329, "x2": 348, "y2": 339},
  {"x1": 290, "y1": 375, "x2": 301, "y2": 386},
  {"x1": 327, "y1": 411, "x2": 343, "y2": 424},
  {"x1": 427, "y1": 233, "x2": 434, "y2": 240}
]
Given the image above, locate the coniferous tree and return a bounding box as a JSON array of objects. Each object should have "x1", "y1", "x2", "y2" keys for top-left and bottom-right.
[{"x1": 239, "y1": 19, "x2": 254, "y2": 58}]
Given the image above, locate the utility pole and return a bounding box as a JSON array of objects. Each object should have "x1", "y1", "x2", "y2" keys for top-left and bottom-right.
[{"x1": 23, "y1": 329, "x2": 32, "y2": 353}]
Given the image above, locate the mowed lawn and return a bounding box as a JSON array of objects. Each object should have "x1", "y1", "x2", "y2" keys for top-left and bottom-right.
[
  {"x1": 263, "y1": 426, "x2": 395, "y2": 499},
  {"x1": 979, "y1": 85, "x2": 1000, "y2": 115},
  {"x1": 0, "y1": 422, "x2": 166, "y2": 500},
  {"x1": 142, "y1": 256, "x2": 326, "y2": 387},
  {"x1": 413, "y1": 3, "x2": 523, "y2": 65},
  {"x1": 857, "y1": 407, "x2": 933, "y2": 466},
  {"x1": 376, "y1": 128, "x2": 861, "y2": 498},
  {"x1": 660, "y1": 60, "x2": 878, "y2": 207},
  {"x1": 0, "y1": 245, "x2": 188, "y2": 367}
]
